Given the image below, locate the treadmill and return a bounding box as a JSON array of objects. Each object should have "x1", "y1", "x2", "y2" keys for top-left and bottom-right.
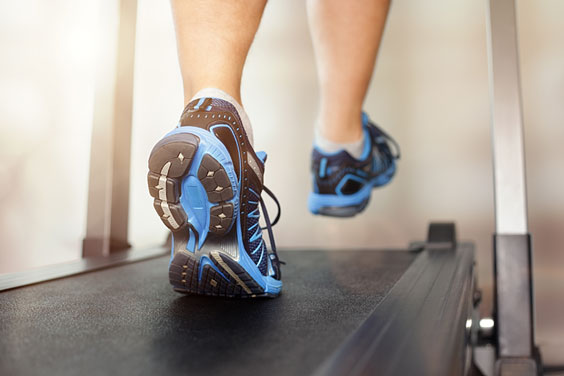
[{"x1": 0, "y1": 0, "x2": 558, "y2": 375}]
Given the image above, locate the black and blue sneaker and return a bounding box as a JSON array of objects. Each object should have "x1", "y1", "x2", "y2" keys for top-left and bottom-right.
[
  {"x1": 309, "y1": 113, "x2": 400, "y2": 217},
  {"x1": 147, "y1": 97, "x2": 282, "y2": 297}
]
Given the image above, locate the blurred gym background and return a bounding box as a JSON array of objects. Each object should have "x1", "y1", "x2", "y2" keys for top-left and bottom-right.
[{"x1": 0, "y1": 0, "x2": 562, "y2": 359}]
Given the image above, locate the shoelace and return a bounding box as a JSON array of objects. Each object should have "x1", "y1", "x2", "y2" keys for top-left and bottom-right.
[
  {"x1": 371, "y1": 123, "x2": 401, "y2": 160},
  {"x1": 258, "y1": 186, "x2": 285, "y2": 270}
]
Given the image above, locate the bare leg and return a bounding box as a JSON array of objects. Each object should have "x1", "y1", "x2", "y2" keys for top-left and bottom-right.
[
  {"x1": 307, "y1": 0, "x2": 390, "y2": 143},
  {"x1": 171, "y1": 0, "x2": 267, "y2": 106}
]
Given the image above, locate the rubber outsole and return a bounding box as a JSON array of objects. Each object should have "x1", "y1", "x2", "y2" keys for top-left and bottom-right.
[
  {"x1": 317, "y1": 197, "x2": 371, "y2": 218},
  {"x1": 148, "y1": 133, "x2": 235, "y2": 238},
  {"x1": 168, "y1": 249, "x2": 276, "y2": 298}
]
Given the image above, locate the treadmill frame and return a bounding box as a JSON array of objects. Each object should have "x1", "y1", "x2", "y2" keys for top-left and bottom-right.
[
  {"x1": 486, "y1": 0, "x2": 539, "y2": 374},
  {"x1": 83, "y1": 0, "x2": 138, "y2": 257}
]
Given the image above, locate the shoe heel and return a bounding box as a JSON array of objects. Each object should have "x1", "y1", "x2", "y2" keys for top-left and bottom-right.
[
  {"x1": 148, "y1": 129, "x2": 239, "y2": 254},
  {"x1": 148, "y1": 133, "x2": 198, "y2": 232}
]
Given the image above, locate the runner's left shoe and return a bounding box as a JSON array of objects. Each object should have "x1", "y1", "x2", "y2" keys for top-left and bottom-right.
[
  {"x1": 148, "y1": 97, "x2": 283, "y2": 297},
  {"x1": 309, "y1": 113, "x2": 400, "y2": 217}
]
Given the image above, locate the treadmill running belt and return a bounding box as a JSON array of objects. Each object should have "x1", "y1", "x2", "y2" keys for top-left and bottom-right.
[{"x1": 0, "y1": 250, "x2": 414, "y2": 376}]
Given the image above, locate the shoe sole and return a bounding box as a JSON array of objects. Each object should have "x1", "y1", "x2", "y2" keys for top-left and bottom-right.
[
  {"x1": 316, "y1": 197, "x2": 371, "y2": 217},
  {"x1": 148, "y1": 132, "x2": 236, "y2": 238},
  {"x1": 309, "y1": 163, "x2": 396, "y2": 217},
  {"x1": 168, "y1": 244, "x2": 278, "y2": 298},
  {"x1": 148, "y1": 128, "x2": 280, "y2": 298}
]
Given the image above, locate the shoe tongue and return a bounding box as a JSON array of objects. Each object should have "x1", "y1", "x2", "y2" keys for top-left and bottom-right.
[{"x1": 255, "y1": 151, "x2": 267, "y2": 164}]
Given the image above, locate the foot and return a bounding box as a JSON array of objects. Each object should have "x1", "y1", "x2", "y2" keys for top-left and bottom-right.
[
  {"x1": 309, "y1": 113, "x2": 400, "y2": 217},
  {"x1": 148, "y1": 97, "x2": 282, "y2": 297}
]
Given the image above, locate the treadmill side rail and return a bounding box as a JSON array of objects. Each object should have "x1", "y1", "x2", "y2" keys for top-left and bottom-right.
[{"x1": 315, "y1": 241, "x2": 477, "y2": 376}]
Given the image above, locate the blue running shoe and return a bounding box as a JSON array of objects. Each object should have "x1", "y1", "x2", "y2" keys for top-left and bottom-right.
[
  {"x1": 148, "y1": 97, "x2": 283, "y2": 297},
  {"x1": 308, "y1": 113, "x2": 400, "y2": 217}
]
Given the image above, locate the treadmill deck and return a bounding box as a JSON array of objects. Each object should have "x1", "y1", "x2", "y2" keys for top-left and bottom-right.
[{"x1": 0, "y1": 249, "x2": 415, "y2": 376}]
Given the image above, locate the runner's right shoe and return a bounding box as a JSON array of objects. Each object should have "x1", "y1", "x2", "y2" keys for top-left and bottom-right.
[{"x1": 147, "y1": 97, "x2": 283, "y2": 298}]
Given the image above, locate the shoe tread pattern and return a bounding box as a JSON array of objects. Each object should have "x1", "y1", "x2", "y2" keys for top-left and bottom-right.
[
  {"x1": 148, "y1": 133, "x2": 198, "y2": 232},
  {"x1": 169, "y1": 251, "x2": 270, "y2": 298},
  {"x1": 148, "y1": 133, "x2": 236, "y2": 237}
]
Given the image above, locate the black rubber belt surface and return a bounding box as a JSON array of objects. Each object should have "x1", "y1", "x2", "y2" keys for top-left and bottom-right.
[{"x1": 0, "y1": 250, "x2": 414, "y2": 376}]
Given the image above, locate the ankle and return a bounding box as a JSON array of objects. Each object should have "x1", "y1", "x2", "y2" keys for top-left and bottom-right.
[
  {"x1": 315, "y1": 130, "x2": 365, "y2": 159},
  {"x1": 183, "y1": 81, "x2": 242, "y2": 106},
  {"x1": 316, "y1": 111, "x2": 363, "y2": 144}
]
